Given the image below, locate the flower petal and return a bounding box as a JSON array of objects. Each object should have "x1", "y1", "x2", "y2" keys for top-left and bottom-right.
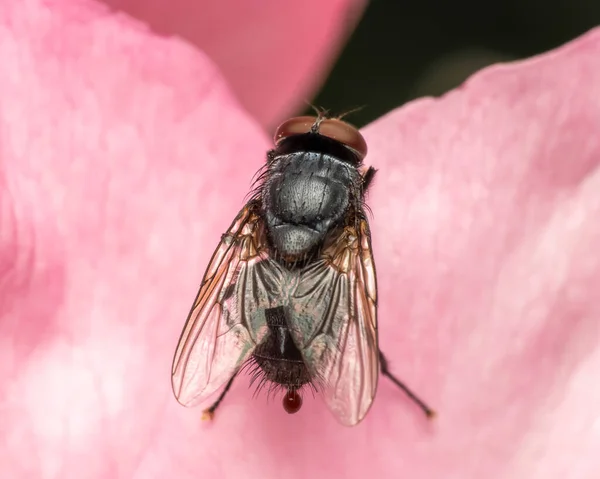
[
  {"x1": 0, "y1": 2, "x2": 268, "y2": 477},
  {"x1": 103, "y1": 0, "x2": 367, "y2": 128},
  {"x1": 2, "y1": 0, "x2": 599, "y2": 477},
  {"x1": 363, "y1": 27, "x2": 600, "y2": 478}
]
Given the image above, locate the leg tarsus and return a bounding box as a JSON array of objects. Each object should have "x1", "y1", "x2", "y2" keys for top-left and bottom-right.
[
  {"x1": 202, "y1": 374, "x2": 237, "y2": 421},
  {"x1": 379, "y1": 350, "x2": 436, "y2": 419}
]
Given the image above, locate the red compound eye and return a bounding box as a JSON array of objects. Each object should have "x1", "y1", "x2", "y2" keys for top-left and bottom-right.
[
  {"x1": 274, "y1": 115, "x2": 368, "y2": 160},
  {"x1": 282, "y1": 389, "x2": 303, "y2": 414}
]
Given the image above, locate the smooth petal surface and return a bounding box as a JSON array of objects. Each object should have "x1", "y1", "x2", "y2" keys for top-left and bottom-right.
[
  {"x1": 363, "y1": 29, "x2": 600, "y2": 478},
  {"x1": 1, "y1": 1, "x2": 600, "y2": 478},
  {"x1": 102, "y1": 0, "x2": 366, "y2": 128},
  {"x1": 0, "y1": 1, "x2": 270, "y2": 477}
]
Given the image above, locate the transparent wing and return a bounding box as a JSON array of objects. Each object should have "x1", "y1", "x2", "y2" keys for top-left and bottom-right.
[
  {"x1": 171, "y1": 202, "x2": 284, "y2": 407},
  {"x1": 290, "y1": 218, "x2": 379, "y2": 426}
]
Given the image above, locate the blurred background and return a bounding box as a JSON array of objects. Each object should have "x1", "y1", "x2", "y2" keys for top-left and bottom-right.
[{"x1": 306, "y1": 0, "x2": 600, "y2": 127}]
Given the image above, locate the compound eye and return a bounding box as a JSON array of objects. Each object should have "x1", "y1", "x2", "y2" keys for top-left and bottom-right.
[
  {"x1": 317, "y1": 118, "x2": 368, "y2": 160},
  {"x1": 274, "y1": 116, "x2": 318, "y2": 143},
  {"x1": 274, "y1": 116, "x2": 368, "y2": 160}
]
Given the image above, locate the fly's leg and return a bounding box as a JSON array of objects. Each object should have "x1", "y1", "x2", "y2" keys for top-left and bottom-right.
[
  {"x1": 202, "y1": 374, "x2": 237, "y2": 421},
  {"x1": 362, "y1": 166, "x2": 377, "y2": 191},
  {"x1": 379, "y1": 350, "x2": 436, "y2": 419}
]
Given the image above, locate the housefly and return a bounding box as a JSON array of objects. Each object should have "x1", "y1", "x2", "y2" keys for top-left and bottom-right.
[{"x1": 171, "y1": 113, "x2": 435, "y2": 426}]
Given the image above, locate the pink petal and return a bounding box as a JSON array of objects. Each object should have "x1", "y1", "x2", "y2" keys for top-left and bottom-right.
[
  {"x1": 2, "y1": 0, "x2": 600, "y2": 477},
  {"x1": 1, "y1": 1, "x2": 269, "y2": 477},
  {"x1": 102, "y1": 0, "x2": 366, "y2": 128},
  {"x1": 363, "y1": 29, "x2": 600, "y2": 478}
]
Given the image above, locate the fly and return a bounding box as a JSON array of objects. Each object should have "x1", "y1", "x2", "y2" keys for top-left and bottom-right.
[{"x1": 171, "y1": 112, "x2": 435, "y2": 426}]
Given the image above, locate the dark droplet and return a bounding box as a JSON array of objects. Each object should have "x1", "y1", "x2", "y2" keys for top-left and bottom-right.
[{"x1": 282, "y1": 389, "x2": 302, "y2": 414}]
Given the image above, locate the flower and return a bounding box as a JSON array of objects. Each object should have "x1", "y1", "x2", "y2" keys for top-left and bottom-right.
[{"x1": 1, "y1": 1, "x2": 599, "y2": 478}]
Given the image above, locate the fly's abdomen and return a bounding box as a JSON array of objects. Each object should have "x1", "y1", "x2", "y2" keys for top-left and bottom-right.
[{"x1": 250, "y1": 306, "x2": 312, "y2": 390}]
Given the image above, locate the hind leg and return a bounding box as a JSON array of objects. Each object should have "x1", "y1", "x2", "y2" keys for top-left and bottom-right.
[
  {"x1": 201, "y1": 374, "x2": 237, "y2": 420},
  {"x1": 379, "y1": 350, "x2": 435, "y2": 418}
]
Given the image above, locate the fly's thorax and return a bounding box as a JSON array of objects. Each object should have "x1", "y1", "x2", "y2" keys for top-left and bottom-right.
[{"x1": 262, "y1": 151, "x2": 360, "y2": 259}]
